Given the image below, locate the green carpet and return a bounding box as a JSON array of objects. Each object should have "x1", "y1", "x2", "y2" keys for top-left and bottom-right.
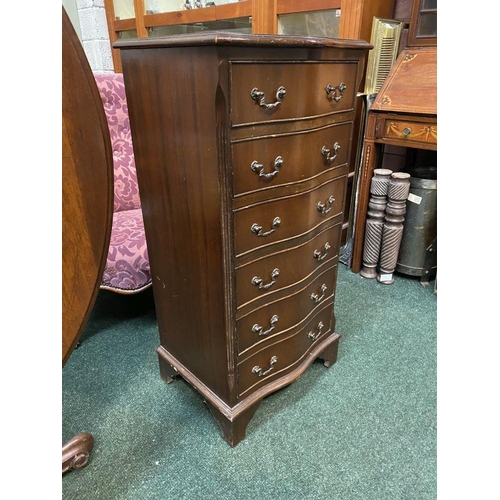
[{"x1": 62, "y1": 264, "x2": 437, "y2": 499}]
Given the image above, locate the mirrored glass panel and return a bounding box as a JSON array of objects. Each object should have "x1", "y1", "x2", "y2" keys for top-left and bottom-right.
[
  {"x1": 278, "y1": 9, "x2": 341, "y2": 38},
  {"x1": 144, "y1": 0, "x2": 181, "y2": 14},
  {"x1": 145, "y1": 0, "x2": 242, "y2": 13},
  {"x1": 148, "y1": 17, "x2": 252, "y2": 36},
  {"x1": 113, "y1": 0, "x2": 135, "y2": 20},
  {"x1": 418, "y1": 12, "x2": 437, "y2": 37}
]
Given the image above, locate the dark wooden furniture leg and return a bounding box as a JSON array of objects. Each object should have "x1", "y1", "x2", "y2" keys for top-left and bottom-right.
[
  {"x1": 352, "y1": 114, "x2": 380, "y2": 274},
  {"x1": 158, "y1": 355, "x2": 180, "y2": 384},
  {"x1": 318, "y1": 333, "x2": 341, "y2": 368},
  {"x1": 205, "y1": 400, "x2": 262, "y2": 448}
]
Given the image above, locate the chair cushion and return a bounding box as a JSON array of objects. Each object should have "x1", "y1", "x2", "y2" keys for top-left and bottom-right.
[
  {"x1": 101, "y1": 208, "x2": 152, "y2": 294},
  {"x1": 94, "y1": 72, "x2": 141, "y2": 213}
]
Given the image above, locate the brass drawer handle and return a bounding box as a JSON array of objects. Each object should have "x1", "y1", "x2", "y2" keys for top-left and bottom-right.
[
  {"x1": 325, "y1": 82, "x2": 346, "y2": 102},
  {"x1": 251, "y1": 217, "x2": 281, "y2": 237},
  {"x1": 313, "y1": 242, "x2": 331, "y2": 261},
  {"x1": 311, "y1": 284, "x2": 327, "y2": 304},
  {"x1": 317, "y1": 195, "x2": 335, "y2": 215},
  {"x1": 251, "y1": 86, "x2": 286, "y2": 109},
  {"x1": 321, "y1": 142, "x2": 340, "y2": 163},
  {"x1": 252, "y1": 355, "x2": 278, "y2": 377},
  {"x1": 403, "y1": 127, "x2": 411, "y2": 136},
  {"x1": 252, "y1": 268, "x2": 280, "y2": 290},
  {"x1": 252, "y1": 314, "x2": 279, "y2": 336},
  {"x1": 308, "y1": 321, "x2": 324, "y2": 341},
  {"x1": 251, "y1": 156, "x2": 283, "y2": 180}
]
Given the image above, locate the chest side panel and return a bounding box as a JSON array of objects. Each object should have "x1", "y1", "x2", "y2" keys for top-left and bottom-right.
[{"x1": 121, "y1": 47, "x2": 235, "y2": 403}]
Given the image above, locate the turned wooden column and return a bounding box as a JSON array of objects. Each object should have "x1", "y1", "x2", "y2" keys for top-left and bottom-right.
[
  {"x1": 360, "y1": 168, "x2": 392, "y2": 279},
  {"x1": 377, "y1": 172, "x2": 410, "y2": 285}
]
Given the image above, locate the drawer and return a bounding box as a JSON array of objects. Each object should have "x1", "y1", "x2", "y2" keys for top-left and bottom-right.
[
  {"x1": 237, "y1": 264, "x2": 339, "y2": 355},
  {"x1": 237, "y1": 301, "x2": 334, "y2": 397},
  {"x1": 230, "y1": 62, "x2": 358, "y2": 126},
  {"x1": 232, "y1": 122, "x2": 353, "y2": 197},
  {"x1": 233, "y1": 175, "x2": 346, "y2": 257},
  {"x1": 236, "y1": 223, "x2": 341, "y2": 310},
  {"x1": 378, "y1": 119, "x2": 437, "y2": 146}
]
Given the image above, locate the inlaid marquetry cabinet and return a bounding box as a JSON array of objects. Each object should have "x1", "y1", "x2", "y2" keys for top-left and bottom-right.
[{"x1": 115, "y1": 33, "x2": 371, "y2": 446}]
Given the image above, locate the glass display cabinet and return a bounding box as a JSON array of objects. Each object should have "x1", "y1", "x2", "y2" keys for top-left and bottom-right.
[
  {"x1": 103, "y1": 0, "x2": 396, "y2": 72},
  {"x1": 407, "y1": 0, "x2": 437, "y2": 47}
]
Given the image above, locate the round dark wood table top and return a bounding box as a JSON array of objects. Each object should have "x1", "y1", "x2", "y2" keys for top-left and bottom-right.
[{"x1": 62, "y1": 7, "x2": 114, "y2": 367}]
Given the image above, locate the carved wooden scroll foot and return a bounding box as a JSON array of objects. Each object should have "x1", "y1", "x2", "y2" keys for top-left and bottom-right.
[{"x1": 62, "y1": 432, "x2": 94, "y2": 474}]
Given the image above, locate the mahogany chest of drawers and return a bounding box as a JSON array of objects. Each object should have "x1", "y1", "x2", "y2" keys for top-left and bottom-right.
[{"x1": 115, "y1": 33, "x2": 371, "y2": 446}]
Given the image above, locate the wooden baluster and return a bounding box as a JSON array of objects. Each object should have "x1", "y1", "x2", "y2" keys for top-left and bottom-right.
[
  {"x1": 360, "y1": 168, "x2": 392, "y2": 279},
  {"x1": 377, "y1": 172, "x2": 411, "y2": 284}
]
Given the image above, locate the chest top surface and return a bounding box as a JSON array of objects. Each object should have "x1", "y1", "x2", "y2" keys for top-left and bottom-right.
[{"x1": 114, "y1": 32, "x2": 373, "y2": 51}]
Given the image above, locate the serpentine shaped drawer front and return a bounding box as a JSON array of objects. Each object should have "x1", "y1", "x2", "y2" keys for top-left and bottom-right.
[
  {"x1": 233, "y1": 175, "x2": 346, "y2": 257},
  {"x1": 235, "y1": 223, "x2": 341, "y2": 310},
  {"x1": 232, "y1": 122, "x2": 352, "y2": 197},
  {"x1": 236, "y1": 263, "x2": 339, "y2": 356},
  {"x1": 237, "y1": 302, "x2": 334, "y2": 397},
  {"x1": 230, "y1": 62, "x2": 357, "y2": 126}
]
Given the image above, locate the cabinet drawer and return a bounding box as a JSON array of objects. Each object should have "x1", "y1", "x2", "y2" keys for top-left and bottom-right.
[
  {"x1": 233, "y1": 175, "x2": 346, "y2": 257},
  {"x1": 237, "y1": 301, "x2": 334, "y2": 397},
  {"x1": 232, "y1": 122, "x2": 352, "y2": 197},
  {"x1": 230, "y1": 62, "x2": 357, "y2": 126},
  {"x1": 236, "y1": 223, "x2": 341, "y2": 310},
  {"x1": 378, "y1": 119, "x2": 437, "y2": 146},
  {"x1": 237, "y1": 264, "x2": 339, "y2": 355}
]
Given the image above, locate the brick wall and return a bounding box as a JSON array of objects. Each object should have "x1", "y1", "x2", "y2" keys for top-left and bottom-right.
[{"x1": 77, "y1": 0, "x2": 113, "y2": 72}]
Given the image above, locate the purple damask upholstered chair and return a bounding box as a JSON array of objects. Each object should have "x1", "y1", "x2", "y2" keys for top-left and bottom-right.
[{"x1": 93, "y1": 72, "x2": 152, "y2": 294}]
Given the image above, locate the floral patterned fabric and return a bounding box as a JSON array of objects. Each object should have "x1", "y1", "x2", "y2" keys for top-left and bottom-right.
[
  {"x1": 94, "y1": 73, "x2": 141, "y2": 212},
  {"x1": 94, "y1": 72, "x2": 152, "y2": 294},
  {"x1": 101, "y1": 209, "x2": 151, "y2": 293}
]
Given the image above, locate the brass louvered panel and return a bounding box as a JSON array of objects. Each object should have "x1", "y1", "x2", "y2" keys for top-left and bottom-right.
[{"x1": 364, "y1": 18, "x2": 403, "y2": 95}]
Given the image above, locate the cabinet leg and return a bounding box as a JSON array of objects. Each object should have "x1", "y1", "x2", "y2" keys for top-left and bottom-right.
[
  {"x1": 62, "y1": 432, "x2": 94, "y2": 474},
  {"x1": 205, "y1": 400, "x2": 262, "y2": 447},
  {"x1": 318, "y1": 334, "x2": 340, "y2": 368},
  {"x1": 352, "y1": 138, "x2": 379, "y2": 273},
  {"x1": 158, "y1": 353, "x2": 179, "y2": 384}
]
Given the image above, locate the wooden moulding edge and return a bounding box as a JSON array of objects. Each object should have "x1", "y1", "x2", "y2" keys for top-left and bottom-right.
[{"x1": 156, "y1": 331, "x2": 341, "y2": 422}]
